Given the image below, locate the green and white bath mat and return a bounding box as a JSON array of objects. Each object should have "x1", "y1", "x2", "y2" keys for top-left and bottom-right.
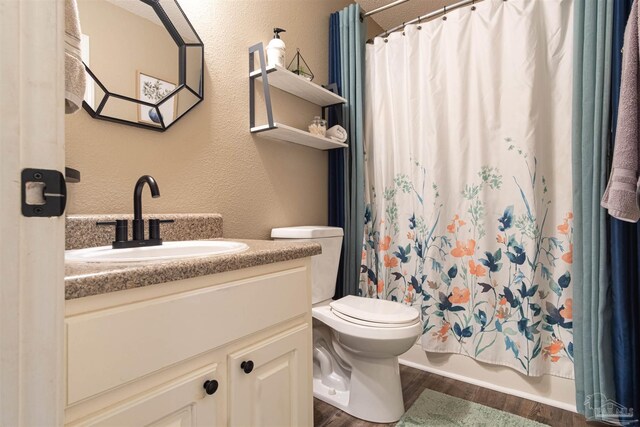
[{"x1": 396, "y1": 389, "x2": 548, "y2": 427}]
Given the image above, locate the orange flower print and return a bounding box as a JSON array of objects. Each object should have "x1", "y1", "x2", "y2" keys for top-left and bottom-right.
[
  {"x1": 379, "y1": 235, "x2": 391, "y2": 251},
  {"x1": 447, "y1": 215, "x2": 466, "y2": 233},
  {"x1": 496, "y1": 306, "x2": 509, "y2": 319},
  {"x1": 562, "y1": 243, "x2": 573, "y2": 264},
  {"x1": 451, "y1": 239, "x2": 476, "y2": 257},
  {"x1": 433, "y1": 322, "x2": 451, "y2": 342},
  {"x1": 405, "y1": 285, "x2": 415, "y2": 304},
  {"x1": 558, "y1": 212, "x2": 573, "y2": 235},
  {"x1": 377, "y1": 279, "x2": 384, "y2": 294},
  {"x1": 560, "y1": 298, "x2": 573, "y2": 320},
  {"x1": 451, "y1": 241, "x2": 465, "y2": 257},
  {"x1": 542, "y1": 338, "x2": 564, "y2": 362},
  {"x1": 449, "y1": 287, "x2": 470, "y2": 304},
  {"x1": 557, "y1": 219, "x2": 569, "y2": 235},
  {"x1": 469, "y1": 260, "x2": 487, "y2": 277},
  {"x1": 361, "y1": 250, "x2": 367, "y2": 261},
  {"x1": 407, "y1": 231, "x2": 415, "y2": 240},
  {"x1": 496, "y1": 234, "x2": 506, "y2": 244},
  {"x1": 499, "y1": 297, "x2": 508, "y2": 306},
  {"x1": 465, "y1": 239, "x2": 476, "y2": 255},
  {"x1": 384, "y1": 254, "x2": 398, "y2": 268}
]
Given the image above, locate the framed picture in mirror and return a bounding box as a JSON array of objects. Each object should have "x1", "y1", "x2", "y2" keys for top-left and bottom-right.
[{"x1": 136, "y1": 72, "x2": 177, "y2": 126}]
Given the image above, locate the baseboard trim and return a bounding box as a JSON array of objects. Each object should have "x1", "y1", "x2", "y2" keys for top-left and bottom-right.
[{"x1": 399, "y1": 344, "x2": 577, "y2": 413}]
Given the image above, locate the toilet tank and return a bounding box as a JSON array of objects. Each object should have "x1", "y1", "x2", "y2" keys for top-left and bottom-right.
[{"x1": 271, "y1": 226, "x2": 344, "y2": 304}]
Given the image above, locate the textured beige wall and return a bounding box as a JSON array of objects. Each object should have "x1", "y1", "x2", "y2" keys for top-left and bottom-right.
[{"x1": 66, "y1": 0, "x2": 357, "y2": 239}]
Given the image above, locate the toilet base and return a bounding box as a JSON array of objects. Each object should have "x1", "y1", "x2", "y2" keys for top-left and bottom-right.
[
  {"x1": 313, "y1": 353, "x2": 405, "y2": 423},
  {"x1": 313, "y1": 377, "x2": 351, "y2": 412}
]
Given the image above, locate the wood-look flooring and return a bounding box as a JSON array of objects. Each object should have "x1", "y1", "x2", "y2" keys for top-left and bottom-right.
[{"x1": 314, "y1": 365, "x2": 605, "y2": 427}]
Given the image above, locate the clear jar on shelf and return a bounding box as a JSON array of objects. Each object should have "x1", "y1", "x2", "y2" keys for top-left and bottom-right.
[{"x1": 308, "y1": 116, "x2": 327, "y2": 136}]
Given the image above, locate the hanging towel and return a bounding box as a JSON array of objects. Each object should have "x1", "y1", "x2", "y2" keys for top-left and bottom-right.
[
  {"x1": 326, "y1": 125, "x2": 348, "y2": 143},
  {"x1": 602, "y1": 0, "x2": 640, "y2": 222},
  {"x1": 65, "y1": 0, "x2": 86, "y2": 114}
]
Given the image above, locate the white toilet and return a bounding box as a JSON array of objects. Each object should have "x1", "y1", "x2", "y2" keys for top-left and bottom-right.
[{"x1": 272, "y1": 226, "x2": 422, "y2": 423}]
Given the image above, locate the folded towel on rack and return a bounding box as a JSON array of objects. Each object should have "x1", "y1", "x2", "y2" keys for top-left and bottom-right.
[
  {"x1": 326, "y1": 125, "x2": 348, "y2": 143},
  {"x1": 64, "y1": 0, "x2": 86, "y2": 114},
  {"x1": 601, "y1": 0, "x2": 640, "y2": 222}
]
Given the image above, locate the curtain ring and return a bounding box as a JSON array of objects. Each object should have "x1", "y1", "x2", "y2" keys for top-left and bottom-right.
[
  {"x1": 402, "y1": 22, "x2": 406, "y2": 36},
  {"x1": 384, "y1": 30, "x2": 389, "y2": 43},
  {"x1": 443, "y1": 6, "x2": 447, "y2": 20},
  {"x1": 417, "y1": 16, "x2": 422, "y2": 30},
  {"x1": 471, "y1": 0, "x2": 476, "y2": 11}
]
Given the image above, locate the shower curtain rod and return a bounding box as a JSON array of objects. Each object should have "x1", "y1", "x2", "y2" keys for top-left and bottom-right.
[
  {"x1": 367, "y1": 0, "x2": 485, "y2": 42},
  {"x1": 361, "y1": 0, "x2": 411, "y2": 18}
]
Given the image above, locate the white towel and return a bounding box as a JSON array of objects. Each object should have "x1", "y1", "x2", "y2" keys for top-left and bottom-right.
[
  {"x1": 326, "y1": 125, "x2": 348, "y2": 143},
  {"x1": 601, "y1": 0, "x2": 640, "y2": 222},
  {"x1": 65, "y1": 0, "x2": 86, "y2": 114}
]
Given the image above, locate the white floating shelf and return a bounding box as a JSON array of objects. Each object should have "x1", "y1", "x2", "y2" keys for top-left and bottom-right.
[
  {"x1": 250, "y1": 65, "x2": 346, "y2": 107},
  {"x1": 251, "y1": 123, "x2": 348, "y2": 150}
]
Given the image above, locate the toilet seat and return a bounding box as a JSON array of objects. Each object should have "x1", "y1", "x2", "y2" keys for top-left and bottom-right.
[
  {"x1": 331, "y1": 309, "x2": 420, "y2": 328},
  {"x1": 313, "y1": 305, "x2": 421, "y2": 340},
  {"x1": 329, "y1": 295, "x2": 420, "y2": 326},
  {"x1": 312, "y1": 295, "x2": 422, "y2": 340}
]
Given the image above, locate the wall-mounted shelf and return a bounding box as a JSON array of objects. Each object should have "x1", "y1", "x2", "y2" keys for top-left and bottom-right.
[
  {"x1": 249, "y1": 42, "x2": 346, "y2": 151},
  {"x1": 251, "y1": 123, "x2": 348, "y2": 150},
  {"x1": 249, "y1": 65, "x2": 346, "y2": 107}
]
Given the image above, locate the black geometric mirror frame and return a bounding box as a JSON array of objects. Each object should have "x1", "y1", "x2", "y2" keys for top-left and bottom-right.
[{"x1": 82, "y1": 0, "x2": 204, "y2": 132}]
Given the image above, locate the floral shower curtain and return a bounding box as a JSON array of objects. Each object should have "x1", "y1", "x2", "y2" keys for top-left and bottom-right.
[{"x1": 361, "y1": 0, "x2": 575, "y2": 377}]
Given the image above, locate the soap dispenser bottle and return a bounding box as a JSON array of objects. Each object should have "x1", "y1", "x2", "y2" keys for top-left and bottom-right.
[{"x1": 267, "y1": 27, "x2": 286, "y2": 68}]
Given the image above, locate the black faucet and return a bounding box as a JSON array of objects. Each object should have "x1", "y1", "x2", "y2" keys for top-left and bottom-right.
[
  {"x1": 97, "y1": 175, "x2": 173, "y2": 249},
  {"x1": 133, "y1": 175, "x2": 160, "y2": 241}
]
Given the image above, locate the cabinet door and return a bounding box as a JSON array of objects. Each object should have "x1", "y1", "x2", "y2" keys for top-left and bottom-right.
[
  {"x1": 68, "y1": 364, "x2": 222, "y2": 427},
  {"x1": 228, "y1": 325, "x2": 311, "y2": 427}
]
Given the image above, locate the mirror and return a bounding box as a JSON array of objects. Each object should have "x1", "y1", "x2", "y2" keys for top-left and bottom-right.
[{"x1": 77, "y1": 0, "x2": 203, "y2": 131}]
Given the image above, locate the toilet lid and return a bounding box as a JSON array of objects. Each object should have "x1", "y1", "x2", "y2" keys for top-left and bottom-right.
[
  {"x1": 330, "y1": 295, "x2": 420, "y2": 325},
  {"x1": 331, "y1": 309, "x2": 420, "y2": 328}
]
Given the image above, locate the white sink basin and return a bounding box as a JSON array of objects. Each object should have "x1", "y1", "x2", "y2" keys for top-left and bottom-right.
[{"x1": 65, "y1": 240, "x2": 249, "y2": 263}]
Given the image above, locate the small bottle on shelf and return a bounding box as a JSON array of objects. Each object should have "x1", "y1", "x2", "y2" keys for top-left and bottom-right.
[{"x1": 267, "y1": 28, "x2": 287, "y2": 68}]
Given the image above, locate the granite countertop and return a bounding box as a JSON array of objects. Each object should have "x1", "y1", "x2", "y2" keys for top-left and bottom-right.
[{"x1": 65, "y1": 239, "x2": 321, "y2": 300}]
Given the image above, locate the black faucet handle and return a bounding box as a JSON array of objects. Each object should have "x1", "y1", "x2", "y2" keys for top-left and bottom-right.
[
  {"x1": 96, "y1": 219, "x2": 128, "y2": 244},
  {"x1": 148, "y1": 218, "x2": 175, "y2": 240}
]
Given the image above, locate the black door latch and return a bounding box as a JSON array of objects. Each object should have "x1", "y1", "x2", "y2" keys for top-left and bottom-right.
[{"x1": 21, "y1": 168, "x2": 67, "y2": 217}]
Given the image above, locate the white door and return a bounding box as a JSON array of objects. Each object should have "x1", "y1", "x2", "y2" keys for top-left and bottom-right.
[
  {"x1": 0, "y1": 0, "x2": 66, "y2": 425},
  {"x1": 228, "y1": 325, "x2": 312, "y2": 427}
]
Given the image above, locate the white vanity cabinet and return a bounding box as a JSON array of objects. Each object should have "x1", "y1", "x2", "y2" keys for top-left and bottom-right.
[{"x1": 64, "y1": 259, "x2": 313, "y2": 427}]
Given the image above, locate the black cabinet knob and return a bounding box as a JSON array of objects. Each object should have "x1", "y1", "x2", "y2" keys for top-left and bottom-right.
[
  {"x1": 203, "y1": 379, "x2": 218, "y2": 395},
  {"x1": 241, "y1": 360, "x2": 254, "y2": 374}
]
